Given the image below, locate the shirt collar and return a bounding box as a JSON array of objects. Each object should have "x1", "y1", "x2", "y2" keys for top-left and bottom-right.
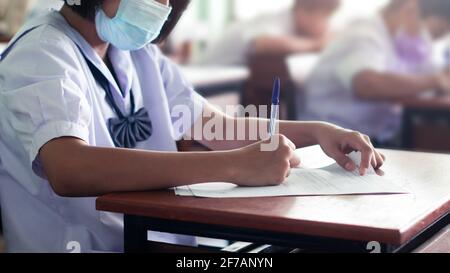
[{"x1": 34, "y1": 12, "x2": 134, "y2": 99}]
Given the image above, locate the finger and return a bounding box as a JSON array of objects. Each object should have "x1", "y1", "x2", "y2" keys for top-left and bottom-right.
[
  {"x1": 375, "y1": 169, "x2": 385, "y2": 176},
  {"x1": 289, "y1": 153, "x2": 301, "y2": 168},
  {"x1": 371, "y1": 154, "x2": 377, "y2": 170},
  {"x1": 285, "y1": 137, "x2": 297, "y2": 151},
  {"x1": 363, "y1": 135, "x2": 378, "y2": 169},
  {"x1": 359, "y1": 147, "x2": 373, "y2": 176},
  {"x1": 348, "y1": 137, "x2": 373, "y2": 175},
  {"x1": 327, "y1": 147, "x2": 356, "y2": 171},
  {"x1": 380, "y1": 152, "x2": 386, "y2": 161},
  {"x1": 285, "y1": 169, "x2": 291, "y2": 178},
  {"x1": 374, "y1": 151, "x2": 385, "y2": 169}
]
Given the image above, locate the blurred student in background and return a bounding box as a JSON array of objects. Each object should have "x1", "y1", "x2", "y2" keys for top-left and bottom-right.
[
  {"x1": 196, "y1": 0, "x2": 340, "y2": 66},
  {"x1": 29, "y1": 0, "x2": 64, "y2": 17},
  {"x1": 0, "y1": 0, "x2": 35, "y2": 41},
  {"x1": 300, "y1": 0, "x2": 450, "y2": 147}
]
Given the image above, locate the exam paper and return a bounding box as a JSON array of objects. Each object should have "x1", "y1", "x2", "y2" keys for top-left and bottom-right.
[{"x1": 174, "y1": 147, "x2": 408, "y2": 198}]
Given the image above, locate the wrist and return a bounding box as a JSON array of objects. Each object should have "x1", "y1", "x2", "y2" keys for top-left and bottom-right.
[
  {"x1": 222, "y1": 149, "x2": 241, "y2": 183},
  {"x1": 310, "y1": 122, "x2": 340, "y2": 144}
]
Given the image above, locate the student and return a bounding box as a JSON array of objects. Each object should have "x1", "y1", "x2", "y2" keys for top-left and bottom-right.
[
  {"x1": 196, "y1": 0, "x2": 340, "y2": 66},
  {"x1": 0, "y1": 0, "x2": 384, "y2": 253},
  {"x1": 300, "y1": 0, "x2": 450, "y2": 146},
  {"x1": 0, "y1": 0, "x2": 36, "y2": 40}
]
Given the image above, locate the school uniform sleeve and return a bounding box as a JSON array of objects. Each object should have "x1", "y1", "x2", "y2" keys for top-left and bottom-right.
[
  {"x1": 151, "y1": 46, "x2": 206, "y2": 140},
  {"x1": 0, "y1": 27, "x2": 91, "y2": 178},
  {"x1": 335, "y1": 36, "x2": 388, "y2": 92}
]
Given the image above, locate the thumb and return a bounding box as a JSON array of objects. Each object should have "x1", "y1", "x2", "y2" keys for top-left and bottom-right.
[
  {"x1": 327, "y1": 148, "x2": 356, "y2": 172},
  {"x1": 289, "y1": 153, "x2": 301, "y2": 168}
]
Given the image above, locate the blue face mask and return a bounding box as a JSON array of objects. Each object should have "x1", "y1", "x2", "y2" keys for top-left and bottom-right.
[{"x1": 95, "y1": 0, "x2": 172, "y2": 51}]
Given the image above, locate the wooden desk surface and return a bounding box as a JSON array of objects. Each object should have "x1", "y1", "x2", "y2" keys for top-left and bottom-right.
[{"x1": 97, "y1": 149, "x2": 450, "y2": 246}]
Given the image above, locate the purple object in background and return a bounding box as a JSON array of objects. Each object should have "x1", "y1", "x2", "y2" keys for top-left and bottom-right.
[{"x1": 394, "y1": 31, "x2": 432, "y2": 70}]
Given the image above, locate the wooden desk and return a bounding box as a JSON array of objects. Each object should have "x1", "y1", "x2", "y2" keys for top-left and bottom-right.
[
  {"x1": 97, "y1": 149, "x2": 450, "y2": 253},
  {"x1": 402, "y1": 96, "x2": 450, "y2": 151},
  {"x1": 180, "y1": 66, "x2": 249, "y2": 97}
]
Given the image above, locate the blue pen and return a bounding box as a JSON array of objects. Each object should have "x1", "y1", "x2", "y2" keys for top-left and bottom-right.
[{"x1": 268, "y1": 77, "x2": 281, "y2": 137}]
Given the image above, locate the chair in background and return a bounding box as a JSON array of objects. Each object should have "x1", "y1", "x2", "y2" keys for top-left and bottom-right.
[
  {"x1": 245, "y1": 52, "x2": 320, "y2": 121},
  {"x1": 402, "y1": 98, "x2": 450, "y2": 152},
  {"x1": 245, "y1": 52, "x2": 298, "y2": 120}
]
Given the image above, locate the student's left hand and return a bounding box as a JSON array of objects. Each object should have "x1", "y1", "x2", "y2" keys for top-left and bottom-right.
[{"x1": 315, "y1": 124, "x2": 385, "y2": 175}]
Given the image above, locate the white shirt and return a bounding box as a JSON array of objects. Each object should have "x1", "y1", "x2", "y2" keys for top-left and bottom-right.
[
  {"x1": 196, "y1": 10, "x2": 295, "y2": 66},
  {"x1": 300, "y1": 15, "x2": 433, "y2": 141},
  {"x1": 0, "y1": 12, "x2": 205, "y2": 252}
]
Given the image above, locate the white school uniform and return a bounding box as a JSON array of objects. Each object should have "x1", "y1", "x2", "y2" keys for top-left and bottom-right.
[
  {"x1": 299, "y1": 15, "x2": 434, "y2": 142},
  {"x1": 195, "y1": 9, "x2": 295, "y2": 66},
  {"x1": 0, "y1": 12, "x2": 205, "y2": 252}
]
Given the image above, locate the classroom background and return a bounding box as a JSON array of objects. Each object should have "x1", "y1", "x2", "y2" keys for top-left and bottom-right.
[{"x1": 0, "y1": 0, "x2": 450, "y2": 253}]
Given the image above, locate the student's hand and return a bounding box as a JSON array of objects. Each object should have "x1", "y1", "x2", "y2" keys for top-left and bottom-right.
[
  {"x1": 230, "y1": 134, "x2": 301, "y2": 187},
  {"x1": 315, "y1": 124, "x2": 385, "y2": 175}
]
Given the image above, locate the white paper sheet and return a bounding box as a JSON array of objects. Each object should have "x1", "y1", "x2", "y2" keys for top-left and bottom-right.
[{"x1": 174, "y1": 147, "x2": 408, "y2": 198}]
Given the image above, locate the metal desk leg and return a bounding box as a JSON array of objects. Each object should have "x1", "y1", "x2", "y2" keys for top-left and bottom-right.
[{"x1": 124, "y1": 214, "x2": 148, "y2": 253}]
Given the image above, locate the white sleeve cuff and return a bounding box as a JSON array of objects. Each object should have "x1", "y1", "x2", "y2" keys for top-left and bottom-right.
[{"x1": 30, "y1": 121, "x2": 89, "y2": 176}]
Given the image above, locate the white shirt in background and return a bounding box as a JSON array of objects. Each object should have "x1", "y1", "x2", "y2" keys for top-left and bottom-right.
[
  {"x1": 300, "y1": 15, "x2": 434, "y2": 142},
  {"x1": 195, "y1": 9, "x2": 295, "y2": 66}
]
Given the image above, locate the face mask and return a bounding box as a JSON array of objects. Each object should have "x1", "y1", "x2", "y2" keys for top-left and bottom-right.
[
  {"x1": 95, "y1": 0, "x2": 172, "y2": 51},
  {"x1": 393, "y1": 30, "x2": 433, "y2": 68}
]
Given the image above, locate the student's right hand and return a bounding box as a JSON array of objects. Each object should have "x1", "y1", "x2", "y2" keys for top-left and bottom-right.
[{"x1": 230, "y1": 134, "x2": 301, "y2": 187}]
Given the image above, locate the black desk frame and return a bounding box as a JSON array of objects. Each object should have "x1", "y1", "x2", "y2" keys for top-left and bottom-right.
[{"x1": 123, "y1": 210, "x2": 450, "y2": 253}]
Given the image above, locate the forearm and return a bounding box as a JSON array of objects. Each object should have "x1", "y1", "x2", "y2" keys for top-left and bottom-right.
[
  {"x1": 195, "y1": 114, "x2": 323, "y2": 150},
  {"x1": 192, "y1": 102, "x2": 328, "y2": 150},
  {"x1": 41, "y1": 139, "x2": 234, "y2": 197},
  {"x1": 354, "y1": 71, "x2": 439, "y2": 100},
  {"x1": 279, "y1": 120, "x2": 330, "y2": 147}
]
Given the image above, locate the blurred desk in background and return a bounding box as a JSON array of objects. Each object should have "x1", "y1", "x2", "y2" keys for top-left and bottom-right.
[
  {"x1": 246, "y1": 53, "x2": 297, "y2": 120},
  {"x1": 181, "y1": 66, "x2": 249, "y2": 98},
  {"x1": 178, "y1": 66, "x2": 249, "y2": 151},
  {"x1": 402, "y1": 96, "x2": 450, "y2": 152}
]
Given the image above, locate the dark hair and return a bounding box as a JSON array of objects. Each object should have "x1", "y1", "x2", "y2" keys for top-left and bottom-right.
[
  {"x1": 64, "y1": 0, "x2": 191, "y2": 44},
  {"x1": 419, "y1": 0, "x2": 450, "y2": 20},
  {"x1": 64, "y1": 0, "x2": 102, "y2": 20},
  {"x1": 153, "y1": 0, "x2": 190, "y2": 44}
]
